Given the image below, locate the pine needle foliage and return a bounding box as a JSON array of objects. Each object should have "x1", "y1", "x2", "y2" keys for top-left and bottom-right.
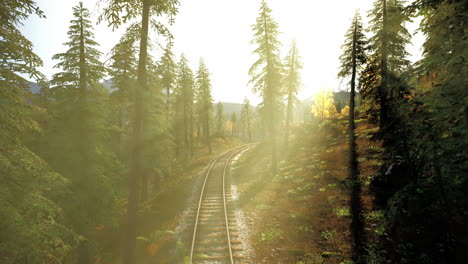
[
  {"x1": 195, "y1": 58, "x2": 214, "y2": 153},
  {"x1": 45, "y1": 3, "x2": 118, "y2": 262},
  {"x1": 338, "y1": 12, "x2": 367, "y2": 81},
  {"x1": 98, "y1": 1, "x2": 180, "y2": 263},
  {"x1": 107, "y1": 31, "x2": 138, "y2": 159},
  {"x1": 215, "y1": 101, "x2": 225, "y2": 137},
  {"x1": 249, "y1": 0, "x2": 284, "y2": 172},
  {"x1": 364, "y1": 0, "x2": 411, "y2": 145},
  {"x1": 51, "y1": 2, "x2": 106, "y2": 93},
  {"x1": 367, "y1": 0, "x2": 468, "y2": 262},
  {"x1": 159, "y1": 45, "x2": 177, "y2": 119},
  {"x1": 283, "y1": 39, "x2": 303, "y2": 147},
  {"x1": 241, "y1": 98, "x2": 253, "y2": 142},
  {"x1": 0, "y1": 1, "x2": 75, "y2": 263},
  {"x1": 174, "y1": 54, "x2": 194, "y2": 159}
]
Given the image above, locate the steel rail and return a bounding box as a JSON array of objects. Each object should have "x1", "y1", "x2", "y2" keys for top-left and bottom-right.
[
  {"x1": 222, "y1": 148, "x2": 246, "y2": 264},
  {"x1": 189, "y1": 145, "x2": 251, "y2": 264}
]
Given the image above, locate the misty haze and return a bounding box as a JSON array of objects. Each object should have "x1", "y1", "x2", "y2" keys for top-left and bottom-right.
[{"x1": 1, "y1": 0, "x2": 466, "y2": 264}]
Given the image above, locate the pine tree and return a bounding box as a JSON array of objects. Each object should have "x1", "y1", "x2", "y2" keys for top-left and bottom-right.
[
  {"x1": 141, "y1": 55, "x2": 173, "y2": 201},
  {"x1": 249, "y1": 0, "x2": 284, "y2": 172},
  {"x1": 368, "y1": 1, "x2": 467, "y2": 262},
  {"x1": 175, "y1": 54, "x2": 194, "y2": 159},
  {"x1": 47, "y1": 3, "x2": 113, "y2": 263},
  {"x1": 99, "y1": 1, "x2": 179, "y2": 262},
  {"x1": 241, "y1": 98, "x2": 252, "y2": 142},
  {"x1": 195, "y1": 58, "x2": 213, "y2": 154},
  {"x1": 338, "y1": 10, "x2": 368, "y2": 262},
  {"x1": 231, "y1": 112, "x2": 238, "y2": 138},
  {"x1": 159, "y1": 45, "x2": 177, "y2": 120},
  {"x1": 215, "y1": 102, "x2": 225, "y2": 137},
  {"x1": 0, "y1": 1, "x2": 75, "y2": 262},
  {"x1": 283, "y1": 39, "x2": 303, "y2": 148},
  {"x1": 366, "y1": 0, "x2": 411, "y2": 146},
  {"x1": 108, "y1": 31, "x2": 138, "y2": 158}
]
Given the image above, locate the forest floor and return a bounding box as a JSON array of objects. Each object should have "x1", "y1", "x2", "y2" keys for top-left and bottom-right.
[
  {"x1": 232, "y1": 118, "x2": 382, "y2": 264},
  {"x1": 96, "y1": 118, "x2": 384, "y2": 264},
  {"x1": 97, "y1": 137, "x2": 243, "y2": 264}
]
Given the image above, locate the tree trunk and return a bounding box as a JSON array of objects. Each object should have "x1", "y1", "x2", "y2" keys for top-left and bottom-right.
[
  {"x1": 380, "y1": 0, "x2": 389, "y2": 145},
  {"x1": 247, "y1": 107, "x2": 251, "y2": 142},
  {"x1": 77, "y1": 7, "x2": 90, "y2": 263},
  {"x1": 267, "y1": 100, "x2": 278, "y2": 173},
  {"x1": 206, "y1": 118, "x2": 212, "y2": 154},
  {"x1": 123, "y1": 0, "x2": 149, "y2": 263},
  {"x1": 141, "y1": 172, "x2": 148, "y2": 202},
  {"x1": 271, "y1": 125, "x2": 278, "y2": 173},
  {"x1": 189, "y1": 104, "x2": 194, "y2": 158},
  {"x1": 118, "y1": 94, "x2": 124, "y2": 158},
  {"x1": 284, "y1": 45, "x2": 296, "y2": 149},
  {"x1": 284, "y1": 90, "x2": 293, "y2": 148},
  {"x1": 349, "y1": 19, "x2": 364, "y2": 263},
  {"x1": 77, "y1": 242, "x2": 90, "y2": 264},
  {"x1": 183, "y1": 101, "x2": 188, "y2": 159},
  {"x1": 166, "y1": 86, "x2": 171, "y2": 121}
]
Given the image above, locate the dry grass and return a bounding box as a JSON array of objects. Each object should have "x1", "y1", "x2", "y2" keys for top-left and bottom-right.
[
  {"x1": 233, "y1": 117, "x2": 384, "y2": 264},
  {"x1": 234, "y1": 120, "x2": 354, "y2": 264}
]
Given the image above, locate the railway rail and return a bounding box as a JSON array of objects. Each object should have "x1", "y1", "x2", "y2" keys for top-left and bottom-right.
[{"x1": 189, "y1": 145, "x2": 251, "y2": 264}]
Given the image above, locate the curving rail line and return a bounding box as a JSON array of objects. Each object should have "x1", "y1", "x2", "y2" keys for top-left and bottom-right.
[{"x1": 189, "y1": 145, "x2": 251, "y2": 264}]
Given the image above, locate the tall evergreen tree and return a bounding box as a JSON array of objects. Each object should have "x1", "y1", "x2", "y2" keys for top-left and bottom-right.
[
  {"x1": 249, "y1": 0, "x2": 283, "y2": 172},
  {"x1": 338, "y1": 10, "x2": 367, "y2": 262},
  {"x1": 231, "y1": 112, "x2": 238, "y2": 138},
  {"x1": 0, "y1": 1, "x2": 75, "y2": 262},
  {"x1": 47, "y1": 3, "x2": 114, "y2": 263},
  {"x1": 175, "y1": 54, "x2": 194, "y2": 159},
  {"x1": 283, "y1": 39, "x2": 303, "y2": 148},
  {"x1": 108, "y1": 31, "x2": 137, "y2": 158},
  {"x1": 159, "y1": 45, "x2": 177, "y2": 120},
  {"x1": 140, "y1": 55, "x2": 173, "y2": 201},
  {"x1": 195, "y1": 58, "x2": 213, "y2": 154},
  {"x1": 99, "y1": 1, "x2": 179, "y2": 262},
  {"x1": 215, "y1": 102, "x2": 225, "y2": 137},
  {"x1": 366, "y1": 0, "x2": 411, "y2": 146},
  {"x1": 241, "y1": 98, "x2": 252, "y2": 142},
  {"x1": 367, "y1": 1, "x2": 467, "y2": 262}
]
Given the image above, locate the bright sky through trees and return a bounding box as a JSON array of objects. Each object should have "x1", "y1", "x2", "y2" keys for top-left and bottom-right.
[{"x1": 21, "y1": 0, "x2": 423, "y2": 105}]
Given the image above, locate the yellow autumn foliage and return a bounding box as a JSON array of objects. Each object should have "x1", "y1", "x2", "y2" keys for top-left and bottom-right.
[
  {"x1": 341, "y1": 105, "x2": 350, "y2": 116},
  {"x1": 311, "y1": 87, "x2": 337, "y2": 119}
]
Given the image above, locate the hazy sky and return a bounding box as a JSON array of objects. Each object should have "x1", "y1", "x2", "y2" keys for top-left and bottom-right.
[{"x1": 21, "y1": 0, "x2": 424, "y2": 105}]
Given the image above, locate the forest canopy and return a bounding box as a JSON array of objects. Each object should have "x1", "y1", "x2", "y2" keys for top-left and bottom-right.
[{"x1": 1, "y1": 0, "x2": 466, "y2": 264}]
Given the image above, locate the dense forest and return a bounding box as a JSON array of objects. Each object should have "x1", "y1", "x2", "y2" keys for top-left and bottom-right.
[{"x1": 0, "y1": 0, "x2": 466, "y2": 264}]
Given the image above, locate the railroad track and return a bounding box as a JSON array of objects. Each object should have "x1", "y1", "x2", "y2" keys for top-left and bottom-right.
[{"x1": 189, "y1": 146, "x2": 251, "y2": 264}]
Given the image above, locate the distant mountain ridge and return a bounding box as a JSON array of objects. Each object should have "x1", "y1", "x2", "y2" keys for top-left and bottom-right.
[
  {"x1": 28, "y1": 82, "x2": 41, "y2": 94},
  {"x1": 27, "y1": 81, "x2": 247, "y2": 113}
]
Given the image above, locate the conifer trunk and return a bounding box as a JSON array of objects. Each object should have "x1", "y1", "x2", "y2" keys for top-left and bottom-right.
[
  {"x1": 183, "y1": 98, "x2": 189, "y2": 158},
  {"x1": 77, "y1": 5, "x2": 90, "y2": 263},
  {"x1": 190, "y1": 107, "x2": 194, "y2": 157},
  {"x1": 284, "y1": 46, "x2": 295, "y2": 149},
  {"x1": 247, "y1": 107, "x2": 251, "y2": 142},
  {"x1": 141, "y1": 172, "x2": 148, "y2": 202},
  {"x1": 166, "y1": 86, "x2": 171, "y2": 121},
  {"x1": 285, "y1": 89, "x2": 293, "y2": 148},
  {"x1": 206, "y1": 118, "x2": 212, "y2": 154},
  {"x1": 77, "y1": 243, "x2": 90, "y2": 264},
  {"x1": 262, "y1": 10, "x2": 278, "y2": 173},
  {"x1": 380, "y1": 0, "x2": 389, "y2": 143},
  {"x1": 349, "y1": 19, "x2": 364, "y2": 263},
  {"x1": 124, "y1": 0, "x2": 150, "y2": 263}
]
